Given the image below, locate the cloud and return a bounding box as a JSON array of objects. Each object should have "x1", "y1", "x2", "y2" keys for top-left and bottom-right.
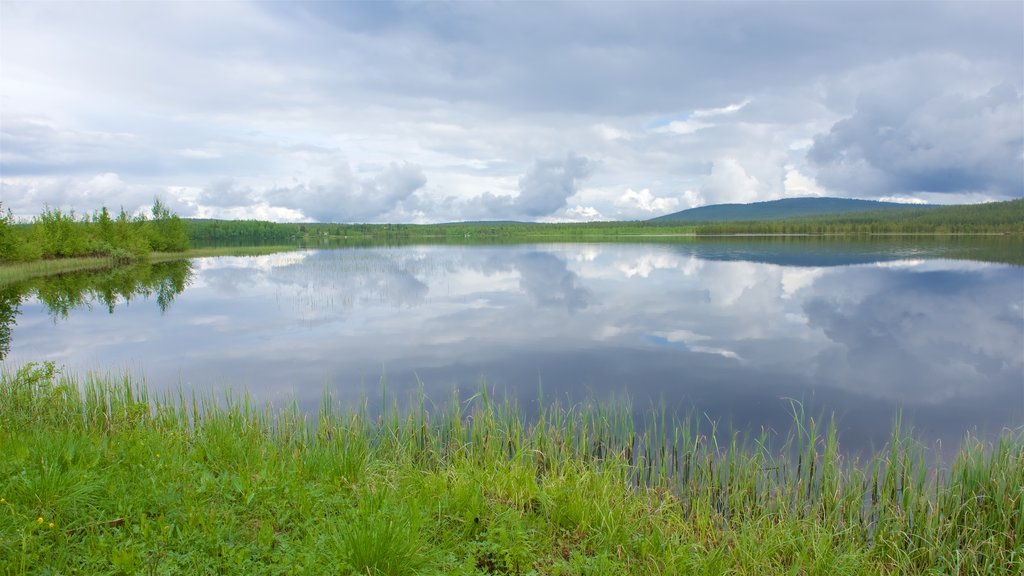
[
  {"x1": 0, "y1": 116, "x2": 142, "y2": 177},
  {"x1": 809, "y1": 83, "x2": 1024, "y2": 199},
  {"x1": 266, "y1": 162, "x2": 427, "y2": 222},
  {"x1": 0, "y1": 173, "x2": 173, "y2": 218},
  {"x1": 691, "y1": 99, "x2": 751, "y2": 119},
  {"x1": 565, "y1": 205, "x2": 604, "y2": 221},
  {"x1": 513, "y1": 154, "x2": 594, "y2": 217},
  {"x1": 698, "y1": 158, "x2": 763, "y2": 205},
  {"x1": 782, "y1": 167, "x2": 826, "y2": 198},
  {"x1": 613, "y1": 188, "x2": 681, "y2": 219},
  {"x1": 200, "y1": 178, "x2": 258, "y2": 208},
  {"x1": 1, "y1": 2, "x2": 1020, "y2": 220},
  {"x1": 653, "y1": 99, "x2": 751, "y2": 136}
]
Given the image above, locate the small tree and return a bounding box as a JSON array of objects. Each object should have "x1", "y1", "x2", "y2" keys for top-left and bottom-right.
[
  {"x1": 35, "y1": 207, "x2": 89, "y2": 258},
  {"x1": 146, "y1": 198, "x2": 189, "y2": 252},
  {"x1": 0, "y1": 204, "x2": 15, "y2": 262}
]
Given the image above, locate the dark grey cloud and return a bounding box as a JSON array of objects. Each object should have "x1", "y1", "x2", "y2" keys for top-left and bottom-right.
[
  {"x1": 288, "y1": 2, "x2": 1022, "y2": 116},
  {"x1": 809, "y1": 83, "x2": 1024, "y2": 198}
]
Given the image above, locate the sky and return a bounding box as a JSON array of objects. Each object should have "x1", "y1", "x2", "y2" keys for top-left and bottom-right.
[{"x1": 1, "y1": 1, "x2": 1022, "y2": 223}]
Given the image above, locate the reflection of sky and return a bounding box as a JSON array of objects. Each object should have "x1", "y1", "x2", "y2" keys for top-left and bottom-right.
[{"x1": 6, "y1": 244, "x2": 1023, "y2": 453}]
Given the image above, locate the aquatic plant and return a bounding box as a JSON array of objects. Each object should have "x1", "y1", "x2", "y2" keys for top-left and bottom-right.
[{"x1": 1, "y1": 362, "x2": 1020, "y2": 574}]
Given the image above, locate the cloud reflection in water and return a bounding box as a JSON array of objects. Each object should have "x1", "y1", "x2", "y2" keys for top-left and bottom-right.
[{"x1": 7, "y1": 242, "x2": 1022, "y2": 452}]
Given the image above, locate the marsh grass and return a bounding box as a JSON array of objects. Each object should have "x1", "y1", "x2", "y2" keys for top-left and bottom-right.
[
  {"x1": 0, "y1": 257, "x2": 119, "y2": 286},
  {"x1": 0, "y1": 246, "x2": 298, "y2": 288},
  {"x1": 1, "y1": 362, "x2": 1021, "y2": 575}
]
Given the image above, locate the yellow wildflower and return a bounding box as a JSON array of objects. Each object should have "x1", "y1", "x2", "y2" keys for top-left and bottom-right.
[
  {"x1": 48, "y1": 522, "x2": 54, "y2": 528},
  {"x1": 37, "y1": 517, "x2": 43, "y2": 524}
]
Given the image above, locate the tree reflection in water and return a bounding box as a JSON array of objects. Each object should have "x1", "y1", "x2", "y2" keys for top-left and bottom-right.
[{"x1": 0, "y1": 260, "x2": 193, "y2": 359}]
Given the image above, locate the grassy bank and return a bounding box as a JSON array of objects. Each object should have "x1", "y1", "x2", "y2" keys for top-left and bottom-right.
[
  {"x1": 0, "y1": 246, "x2": 297, "y2": 288},
  {"x1": 1, "y1": 363, "x2": 1021, "y2": 575}
]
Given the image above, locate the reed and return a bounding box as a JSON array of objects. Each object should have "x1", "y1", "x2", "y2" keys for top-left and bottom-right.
[
  {"x1": 2, "y1": 362, "x2": 1021, "y2": 575},
  {"x1": 0, "y1": 246, "x2": 298, "y2": 288}
]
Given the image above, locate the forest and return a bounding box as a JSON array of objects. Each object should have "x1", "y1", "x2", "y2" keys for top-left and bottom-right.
[
  {"x1": 3, "y1": 198, "x2": 1021, "y2": 265},
  {"x1": 186, "y1": 197, "x2": 1024, "y2": 243},
  {"x1": 684, "y1": 198, "x2": 1024, "y2": 234}
]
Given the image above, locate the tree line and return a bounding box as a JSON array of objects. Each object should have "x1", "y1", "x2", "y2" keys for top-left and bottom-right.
[
  {"x1": 683, "y1": 199, "x2": 1024, "y2": 235},
  {"x1": 0, "y1": 199, "x2": 189, "y2": 264},
  {"x1": 182, "y1": 198, "x2": 1023, "y2": 243}
]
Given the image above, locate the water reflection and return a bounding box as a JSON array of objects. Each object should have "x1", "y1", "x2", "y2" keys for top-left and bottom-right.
[
  {"x1": 0, "y1": 260, "x2": 193, "y2": 359},
  {"x1": 5, "y1": 241, "x2": 1022, "y2": 453}
]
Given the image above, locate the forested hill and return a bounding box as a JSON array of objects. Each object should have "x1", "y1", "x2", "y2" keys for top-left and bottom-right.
[
  {"x1": 650, "y1": 197, "x2": 930, "y2": 223},
  {"x1": 681, "y1": 198, "x2": 1023, "y2": 235}
]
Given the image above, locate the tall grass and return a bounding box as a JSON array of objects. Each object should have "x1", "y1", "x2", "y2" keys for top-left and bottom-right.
[
  {"x1": 1, "y1": 362, "x2": 1021, "y2": 574},
  {"x1": 0, "y1": 246, "x2": 298, "y2": 288}
]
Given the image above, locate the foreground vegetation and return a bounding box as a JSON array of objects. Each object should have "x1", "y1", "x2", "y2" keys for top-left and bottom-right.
[
  {"x1": 1, "y1": 364, "x2": 1020, "y2": 574},
  {"x1": 0, "y1": 200, "x2": 190, "y2": 264}
]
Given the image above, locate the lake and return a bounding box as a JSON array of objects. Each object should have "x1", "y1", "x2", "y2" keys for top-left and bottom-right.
[{"x1": 3, "y1": 238, "x2": 1022, "y2": 454}]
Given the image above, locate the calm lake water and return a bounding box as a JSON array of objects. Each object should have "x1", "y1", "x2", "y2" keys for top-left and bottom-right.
[{"x1": 3, "y1": 239, "x2": 1022, "y2": 453}]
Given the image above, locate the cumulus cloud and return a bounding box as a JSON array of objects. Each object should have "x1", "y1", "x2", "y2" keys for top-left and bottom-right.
[
  {"x1": 782, "y1": 167, "x2": 827, "y2": 197},
  {"x1": 565, "y1": 205, "x2": 604, "y2": 220},
  {"x1": 614, "y1": 188, "x2": 681, "y2": 219},
  {"x1": 698, "y1": 158, "x2": 763, "y2": 205},
  {"x1": 809, "y1": 83, "x2": 1024, "y2": 199},
  {"x1": 463, "y1": 154, "x2": 594, "y2": 220},
  {"x1": 266, "y1": 162, "x2": 427, "y2": 222},
  {"x1": 514, "y1": 154, "x2": 594, "y2": 217}
]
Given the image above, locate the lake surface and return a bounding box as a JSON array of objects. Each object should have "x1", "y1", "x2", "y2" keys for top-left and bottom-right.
[{"x1": 3, "y1": 239, "x2": 1022, "y2": 454}]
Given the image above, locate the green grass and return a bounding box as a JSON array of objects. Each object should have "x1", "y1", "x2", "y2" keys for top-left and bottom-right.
[
  {"x1": 0, "y1": 257, "x2": 121, "y2": 286},
  {"x1": 1, "y1": 362, "x2": 1021, "y2": 575},
  {"x1": 0, "y1": 246, "x2": 298, "y2": 288}
]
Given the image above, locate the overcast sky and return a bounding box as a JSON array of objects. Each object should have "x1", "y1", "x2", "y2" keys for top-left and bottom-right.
[{"x1": 1, "y1": 1, "x2": 1021, "y2": 223}]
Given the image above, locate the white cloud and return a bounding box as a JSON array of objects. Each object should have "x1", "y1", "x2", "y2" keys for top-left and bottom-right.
[
  {"x1": 877, "y1": 196, "x2": 930, "y2": 205},
  {"x1": 659, "y1": 119, "x2": 713, "y2": 136},
  {"x1": 565, "y1": 205, "x2": 604, "y2": 221},
  {"x1": 592, "y1": 123, "x2": 629, "y2": 141},
  {"x1": 613, "y1": 188, "x2": 681, "y2": 218},
  {"x1": 783, "y1": 167, "x2": 827, "y2": 197},
  {"x1": 691, "y1": 99, "x2": 751, "y2": 118},
  {"x1": 699, "y1": 158, "x2": 763, "y2": 205}
]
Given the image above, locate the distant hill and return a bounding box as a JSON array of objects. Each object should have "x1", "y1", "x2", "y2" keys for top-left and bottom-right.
[{"x1": 650, "y1": 197, "x2": 931, "y2": 223}]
